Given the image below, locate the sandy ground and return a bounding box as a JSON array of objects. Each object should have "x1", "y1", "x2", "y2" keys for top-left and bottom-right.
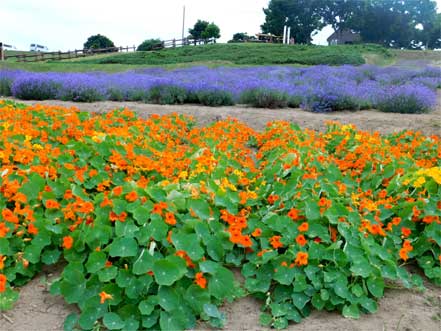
[{"x1": 0, "y1": 96, "x2": 440, "y2": 331}]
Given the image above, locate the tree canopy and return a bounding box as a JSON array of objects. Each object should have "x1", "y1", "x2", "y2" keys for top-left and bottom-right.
[
  {"x1": 83, "y1": 34, "x2": 115, "y2": 50},
  {"x1": 262, "y1": 0, "x2": 440, "y2": 49},
  {"x1": 189, "y1": 20, "x2": 221, "y2": 40}
]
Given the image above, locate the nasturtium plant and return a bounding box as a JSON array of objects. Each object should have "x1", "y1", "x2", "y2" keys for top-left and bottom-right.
[{"x1": 0, "y1": 101, "x2": 439, "y2": 330}]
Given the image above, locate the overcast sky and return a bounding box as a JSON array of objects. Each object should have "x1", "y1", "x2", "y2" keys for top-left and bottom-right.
[{"x1": 1, "y1": 0, "x2": 440, "y2": 51}]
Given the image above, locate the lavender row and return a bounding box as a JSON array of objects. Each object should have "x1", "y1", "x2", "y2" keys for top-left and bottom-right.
[{"x1": 0, "y1": 65, "x2": 439, "y2": 113}]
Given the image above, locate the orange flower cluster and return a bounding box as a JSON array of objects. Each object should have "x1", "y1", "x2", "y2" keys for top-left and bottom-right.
[
  {"x1": 220, "y1": 209, "x2": 252, "y2": 247},
  {"x1": 0, "y1": 274, "x2": 6, "y2": 292},
  {"x1": 399, "y1": 240, "x2": 414, "y2": 261},
  {"x1": 194, "y1": 272, "x2": 207, "y2": 289}
]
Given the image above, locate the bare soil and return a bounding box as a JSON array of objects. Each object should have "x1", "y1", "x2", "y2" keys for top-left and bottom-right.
[
  {"x1": 1, "y1": 97, "x2": 440, "y2": 331},
  {"x1": 11, "y1": 96, "x2": 441, "y2": 135}
]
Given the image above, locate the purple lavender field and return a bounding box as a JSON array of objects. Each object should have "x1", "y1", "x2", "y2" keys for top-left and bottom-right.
[{"x1": 1, "y1": 65, "x2": 440, "y2": 113}]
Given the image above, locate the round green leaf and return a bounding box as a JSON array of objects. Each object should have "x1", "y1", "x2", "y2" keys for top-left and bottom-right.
[
  {"x1": 103, "y1": 312, "x2": 125, "y2": 330},
  {"x1": 153, "y1": 256, "x2": 187, "y2": 286},
  {"x1": 109, "y1": 237, "x2": 138, "y2": 257}
]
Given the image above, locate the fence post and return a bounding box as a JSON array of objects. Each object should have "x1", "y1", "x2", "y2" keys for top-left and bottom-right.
[{"x1": 0, "y1": 43, "x2": 4, "y2": 61}]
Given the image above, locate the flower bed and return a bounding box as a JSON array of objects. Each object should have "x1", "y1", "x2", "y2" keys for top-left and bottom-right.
[
  {"x1": 1, "y1": 65, "x2": 440, "y2": 112},
  {"x1": 0, "y1": 100, "x2": 439, "y2": 330}
]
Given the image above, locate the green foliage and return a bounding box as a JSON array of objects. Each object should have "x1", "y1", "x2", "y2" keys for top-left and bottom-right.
[
  {"x1": 262, "y1": 0, "x2": 440, "y2": 49},
  {"x1": 148, "y1": 85, "x2": 188, "y2": 105},
  {"x1": 189, "y1": 20, "x2": 220, "y2": 41},
  {"x1": 229, "y1": 32, "x2": 252, "y2": 43},
  {"x1": 377, "y1": 94, "x2": 431, "y2": 114},
  {"x1": 196, "y1": 89, "x2": 234, "y2": 107},
  {"x1": 189, "y1": 20, "x2": 209, "y2": 40},
  {"x1": 202, "y1": 23, "x2": 221, "y2": 40},
  {"x1": 0, "y1": 77, "x2": 12, "y2": 96},
  {"x1": 240, "y1": 88, "x2": 289, "y2": 108},
  {"x1": 137, "y1": 39, "x2": 163, "y2": 52},
  {"x1": 75, "y1": 43, "x2": 367, "y2": 66},
  {"x1": 0, "y1": 101, "x2": 439, "y2": 330},
  {"x1": 262, "y1": 0, "x2": 326, "y2": 44},
  {"x1": 84, "y1": 34, "x2": 115, "y2": 50}
]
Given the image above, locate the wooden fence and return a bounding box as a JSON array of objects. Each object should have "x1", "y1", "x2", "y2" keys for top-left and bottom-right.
[{"x1": 0, "y1": 37, "x2": 216, "y2": 63}]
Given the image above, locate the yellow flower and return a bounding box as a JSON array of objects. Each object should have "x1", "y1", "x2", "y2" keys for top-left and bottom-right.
[
  {"x1": 413, "y1": 176, "x2": 426, "y2": 188},
  {"x1": 32, "y1": 144, "x2": 43, "y2": 150}
]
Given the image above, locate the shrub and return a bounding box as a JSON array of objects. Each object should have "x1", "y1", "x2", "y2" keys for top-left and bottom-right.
[
  {"x1": 148, "y1": 85, "x2": 188, "y2": 105},
  {"x1": 11, "y1": 77, "x2": 59, "y2": 100},
  {"x1": 84, "y1": 34, "x2": 115, "y2": 50},
  {"x1": 240, "y1": 89, "x2": 288, "y2": 108},
  {"x1": 196, "y1": 89, "x2": 234, "y2": 106},
  {"x1": 0, "y1": 77, "x2": 12, "y2": 96},
  {"x1": 126, "y1": 89, "x2": 149, "y2": 102},
  {"x1": 137, "y1": 39, "x2": 163, "y2": 51},
  {"x1": 376, "y1": 84, "x2": 435, "y2": 114},
  {"x1": 58, "y1": 84, "x2": 105, "y2": 102},
  {"x1": 107, "y1": 87, "x2": 125, "y2": 101}
]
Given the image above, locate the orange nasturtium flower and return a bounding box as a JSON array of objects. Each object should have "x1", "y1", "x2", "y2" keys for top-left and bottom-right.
[
  {"x1": 287, "y1": 208, "x2": 301, "y2": 221},
  {"x1": 62, "y1": 236, "x2": 74, "y2": 250},
  {"x1": 0, "y1": 223, "x2": 9, "y2": 238},
  {"x1": 0, "y1": 274, "x2": 7, "y2": 293},
  {"x1": 298, "y1": 222, "x2": 309, "y2": 232},
  {"x1": 194, "y1": 272, "x2": 207, "y2": 289},
  {"x1": 164, "y1": 212, "x2": 176, "y2": 226},
  {"x1": 251, "y1": 228, "x2": 262, "y2": 237},
  {"x1": 295, "y1": 252, "x2": 309, "y2": 266},
  {"x1": 28, "y1": 223, "x2": 39, "y2": 235},
  {"x1": 99, "y1": 291, "x2": 113, "y2": 304},
  {"x1": 295, "y1": 234, "x2": 307, "y2": 246},
  {"x1": 45, "y1": 199, "x2": 60, "y2": 209},
  {"x1": 401, "y1": 227, "x2": 411, "y2": 238},
  {"x1": 270, "y1": 235, "x2": 283, "y2": 249},
  {"x1": 125, "y1": 191, "x2": 138, "y2": 202},
  {"x1": 0, "y1": 255, "x2": 5, "y2": 270}
]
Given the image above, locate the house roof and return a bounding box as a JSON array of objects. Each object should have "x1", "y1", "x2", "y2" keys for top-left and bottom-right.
[{"x1": 327, "y1": 29, "x2": 360, "y2": 42}]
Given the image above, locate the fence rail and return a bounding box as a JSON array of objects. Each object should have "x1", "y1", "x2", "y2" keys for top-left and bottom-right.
[{"x1": 0, "y1": 37, "x2": 216, "y2": 63}]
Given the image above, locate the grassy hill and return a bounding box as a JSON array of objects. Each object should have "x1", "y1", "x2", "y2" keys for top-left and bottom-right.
[
  {"x1": 3, "y1": 43, "x2": 431, "y2": 73},
  {"x1": 70, "y1": 43, "x2": 391, "y2": 66}
]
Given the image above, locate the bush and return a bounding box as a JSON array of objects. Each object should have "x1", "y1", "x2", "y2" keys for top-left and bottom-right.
[
  {"x1": 84, "y1": 34, "x2": 115, "y2": 50},
  {"x1": 377, "y1": 85, "x2": 435, "y2": 114},
  {"x1": 240, "y1": 89, "x2": 288, "y2": 108},
  {"x1": 148, "y1": 85, "x2": 188, "y2": 105},
  {"x1": 137, "y1": 39, "x2": 163, "y2": 51},
  {"x1": 196, "y1": 89, "x2": 234, "y2": 106},
  {"x1": 107, "y1": 87, "x2": 125, "y2": 101},
  {"x1": 0, "y1": 77, "x2": 12, "y2": 96},
  {"x1": 58, "y1": 84, "x2": 105, "y2": 102},
  {"x1": 11, "y1": 77, "x2": 59, "y2": 100}
]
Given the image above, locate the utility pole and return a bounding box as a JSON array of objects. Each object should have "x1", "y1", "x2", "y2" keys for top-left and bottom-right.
[{"x1": 181, "y1": 5, "x2": 186, "y2": 43}]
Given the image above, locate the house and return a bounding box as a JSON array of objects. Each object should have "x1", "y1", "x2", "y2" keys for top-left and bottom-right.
[{"x1": 327, "y1": 29, "x2": 361, "y2": 45}]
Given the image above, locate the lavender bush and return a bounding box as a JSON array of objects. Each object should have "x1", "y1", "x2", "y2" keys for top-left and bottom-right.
[{"x1": 1, "y1": 65, "x2": 439, "y2": 113}]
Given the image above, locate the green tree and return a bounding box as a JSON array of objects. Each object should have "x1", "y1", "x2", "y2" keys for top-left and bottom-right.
[
  {"x1": 322, "y1": 0, "x2": 438, "y2": 48},
  {"x1": 419, "y1": 13, "x2": 441, "y2": 49},
  {"x1": 230, "y1": 32, "x2": 250, "y2": 42},
  {"x1": 202, "y1": 23, "x2": 221, "y2": 40},
  {"x1": 83, "y1": 34, "x2": 115, "y2": 50},
  {"x1": 137, "y1": 39, "x2": 163, "y2": 51},
  {"x1": 261, "y1": 0, "x2": 326, "y2": 44},
  {"x1": 189, "y1": 20, "x2": 209, "y2": 40}
]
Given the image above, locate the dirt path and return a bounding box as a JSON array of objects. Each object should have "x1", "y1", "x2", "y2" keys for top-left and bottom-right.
[
  {"x1": 10, "y1": 96, "x2": 441, "y2": 136},
  {"x1": 0, "y1": 97, "x2": 440, "y2": 331}
]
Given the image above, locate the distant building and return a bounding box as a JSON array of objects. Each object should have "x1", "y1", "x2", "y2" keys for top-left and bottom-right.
[{"x1": 327, "y1": 29, "x2": 361, "y2": 45}]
